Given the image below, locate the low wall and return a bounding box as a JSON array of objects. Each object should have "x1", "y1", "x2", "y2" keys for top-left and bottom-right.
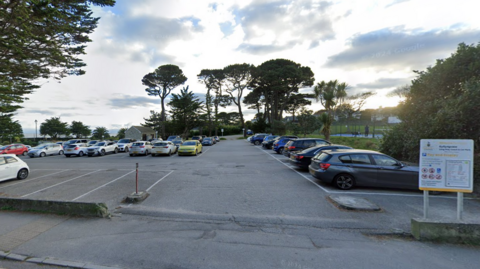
[
  {"x1": 411, "y1": 218, "x2": 480, "y2": 245},
  {"x1": 0, "y1": 198, "x2": 109, "y2": 218}
]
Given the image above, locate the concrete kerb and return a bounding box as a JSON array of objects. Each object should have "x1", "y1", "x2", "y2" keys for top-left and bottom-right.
[
  {"x1": 1, "y1": 252, "x2": 123, "y2": 269},
  {"x1": 0, "y1": 197, "x2": 109, "y2": 218},
  {"x1": 411, "y1": 218, "x2": 480, "y2": 245}
]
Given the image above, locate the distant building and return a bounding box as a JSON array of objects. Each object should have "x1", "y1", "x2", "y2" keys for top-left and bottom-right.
[
  {"x1": 125, "y1": 126, "x2": 156, "y2": 141},
  {"x1": 387, "y1": 116, "x2": 401, "y2": 124}
]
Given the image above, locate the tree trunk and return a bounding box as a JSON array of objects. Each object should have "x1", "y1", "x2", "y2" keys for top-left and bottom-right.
[{"x1": 160, "y1": 97, "x2": 166, "y2": 139}]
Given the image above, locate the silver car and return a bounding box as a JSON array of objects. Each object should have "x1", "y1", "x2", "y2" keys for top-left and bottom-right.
[
  {"x1": 129, "y1": 141, "x2": 152, "y2": 156},
  {"x1": 28, "y1": 143, "x2": 64, "y2": 158}
]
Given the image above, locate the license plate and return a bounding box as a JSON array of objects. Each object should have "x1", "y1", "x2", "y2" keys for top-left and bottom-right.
[
  {"x1": 133, "y1": 151, "x2": 138, "y2": 154},
  {"x1": 67, "y1": 149, "x2": 72, "y2": 151}
]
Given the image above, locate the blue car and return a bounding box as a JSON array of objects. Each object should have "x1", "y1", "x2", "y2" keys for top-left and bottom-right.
[
  {"x1": 250, "y1": 134, "x2": 267, "y2": 145},
  {"x1": 273, "y1": 138, "x2": 296, "y2": 154}
]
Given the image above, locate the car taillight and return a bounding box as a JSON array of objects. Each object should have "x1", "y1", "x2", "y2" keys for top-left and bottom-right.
[
  {"x1": 139, "y1": 146, "x2": 145, "y2": 148},
  {"x1": 296, "y1": 155, "x2": 304, "y2": 159},
  {"x1": 319, "y1": 163, "x2": 330, "y2": 170},
  {"x1": 274, "y1": 144, "x2": 278, "y2": 147},
  {"x1": 74, "y1": 147, "x2": 79, "y2": 150},
  {"x1": 164, "y1": 146, "x2": 169, "y2": 148},
  {"x1": 288, "y1": 146, "x2": 295, "y2": 150},
  {"x1": 152, "y1": 146, "x2": 155, "y2": 148}
]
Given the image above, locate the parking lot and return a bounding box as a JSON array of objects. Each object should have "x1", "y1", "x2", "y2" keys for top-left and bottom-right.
[{"x1": 1, "y1": 139, "x2": 479, "y2": 230}]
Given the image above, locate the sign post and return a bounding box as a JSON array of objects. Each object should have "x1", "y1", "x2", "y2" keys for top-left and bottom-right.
[
  {"x1": 419, "y1": 139, "x2": 474, "y2": 220},
  {"x1": 221, "y1": 128, "x2": 224, "y2": 137}
]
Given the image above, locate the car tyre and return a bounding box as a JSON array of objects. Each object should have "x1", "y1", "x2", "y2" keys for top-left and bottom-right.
[
  {"x1": 168, "y1": 150, "x2": 171, "y2": 156},
  {"x1": 100, "y1": 150, "x2": 105, "y2": 156},
  {"x1": 125, "y1": 147, "x2": 129, "y2": 152},
  {"x1": 40, "y1": 152, "x2": 46, "y2": 157},
  {"x1": 59, "y1": 150, "x2": 64, "y2": 155},
  {"x1": 78, "y1": 151, "x2": 84, "y2": 157},
  {"x1": 194, "y1": 150, "x2": 197, "y2": 156},
  {"x1": 278, "y1": 148, "x2": 284, "y2": 154},
  {"x1": 334, "y1": 174, "x2": 355, "y2": 190},
  {"x1": 66, "y1": 155, "x2": 71, "y2": 158},
  {"x1": 130, "y1": 154, "x2": 134, "y2": 157},
  {"x1": 254, "y1": 141, "x2": 260, "y2": 145},
  {"x1": 114, "y1": 148, "x2": 118, "y2": 154},
  {"x1": 22, "y1": 151, "x2": 27, "y2": 156},
  {"x1": 17, "y1": 168, "x2": 29, "y2": 180}
]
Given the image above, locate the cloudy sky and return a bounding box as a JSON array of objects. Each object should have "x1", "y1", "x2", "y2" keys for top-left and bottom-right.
[{"x1": 17, "y1": 0, "x2": 480, "y2": 136}]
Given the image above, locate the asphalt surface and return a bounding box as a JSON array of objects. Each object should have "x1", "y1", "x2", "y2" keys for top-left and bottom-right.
[{"x1": 1, "y1": 136, "x2": 479, "y2": 269}]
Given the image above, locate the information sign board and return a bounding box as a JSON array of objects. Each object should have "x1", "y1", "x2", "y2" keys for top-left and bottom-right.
[{"x1": 419, "y1": 139, "x2": 474, "y2": 192}]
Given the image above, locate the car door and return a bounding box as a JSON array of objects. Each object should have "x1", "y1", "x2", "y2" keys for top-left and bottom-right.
[
  {"x1": 3, "y1": 156, "x2": 19, "y2": 181},
  {"x1": 372, "y1": 154, "x2": 418, "y2": 189},
  {"x1": 347, "y1": 154, "x2": 378, "y2": 187},
  {"x1": 0, "y1": 157, "x2": 9, "y2": 182}
]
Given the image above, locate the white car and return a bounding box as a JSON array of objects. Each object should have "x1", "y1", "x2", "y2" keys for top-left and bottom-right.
[
  {"x1": 28, "y1": 143, "x2": 64, "y2": 158},
  {"x1": 151, "y1": 141, "x2": 177, "y2": 156},
  {"x1": 129, "y1": 141, "x2": 152, "y2": 156},
  {"x1": 117, "y1": 138, "x2": 134, "y2": 152},
  {"x1": 64, "y1": 143, "x2": 88, "y2": 157},
  {"x1": 87, "y1": 141, "x2": 119, "y2": 157},
  {"x1": 0, "y1": 154, "x2": 29, "y2": 182}
]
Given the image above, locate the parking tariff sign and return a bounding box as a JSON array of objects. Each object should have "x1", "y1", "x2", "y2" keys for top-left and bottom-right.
[{"x1": 419, "y1": 139, "x2": 474, "y2": 193}]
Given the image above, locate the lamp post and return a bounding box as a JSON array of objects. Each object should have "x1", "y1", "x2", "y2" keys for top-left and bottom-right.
[{"x1": 35, "y1": 120, "x2": 37, "y2": 142}]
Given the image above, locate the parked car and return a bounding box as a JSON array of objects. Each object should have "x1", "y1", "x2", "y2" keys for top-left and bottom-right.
[
  {"x1": 177, "y1": 140, "x2": 202, "y2": 156},
  {"x1": 191, "y1": 136, "x2": 203, "y2": 142},
  {"x1": 283, "y1": 138, "x2": 331, "y2": 158},
  {"x1": 202, "y1": 137, "x2": 214, "y2": 146},
  {"x1": 250, "y1": 134, "x2": 268, "y2": 145},
  {"x1": 309, "y1": 149, "x2": 419, "y2": 190},
  {"x1": 64, "y1": 143, "x2": 88, "y2": 157},
  {"x1": 151, "y1": 141, "x2": 177, "y2": 156},
  {"x1": 0, "y1": 154, "x2": 29, "y2": 182},
  {"x1": 214, "y1": 136, "x2": 220, "y2": 142},
  {"x1": 0, "y1": 144, "x2": 29, "y2": 156},
  {"x1": 289, "y1": 145, "x2": 353, "y2": 170},
  {"x1": 56, "y1": 141, "x2": 65, "y2": 146},
  {"x1": 172, "y1": 138, "x2": 184, "y2": 149},
  {"x1": 87, "y1": 141, "x2": 118, "y2": 157},
  {"x1": 129, "y1": 141, "x2": 153, "y2": 156},
  {"x1": 273, "y1": 138, "x2": 297, "y2": 154},
  {"x1": 167, "y1": 135, "x2": 181, "y2": 141},
  {"x1": 87, "y1": 140, "x2": 99, "y2": 147},
  {"x1": 64, "y1": 139, "x2": 90, "y2": 146},
  {"x1": 28, "y1": 143, "x2": 64, "y2": 158},
  {"x1": 261, "y1": 135, "x2": 279, "y2": 149},
  {"x1": 246, "y1": 129, "x2": 253, "y2": 135},
  {"x1": 116, "y1": 138, "x2": 134, "y2": 152}
]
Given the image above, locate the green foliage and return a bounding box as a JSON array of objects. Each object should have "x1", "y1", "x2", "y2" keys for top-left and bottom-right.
[
  {"x1": 40, "y1": 117, "x2": 69, "y2": 139},
  {"x1": 0, "y1": 0, "x2": 115, "y2": 115},
  {"x1": 91, "y1": 127, "x2": 110, "y2": 140},
  {"x1": 0, "y1": 116, "x2": 23, "y2": 142},
  {"x1": 117, "y1": 128, "x2": 127, "y2": 139},
  {"x1": 168, "y1": 86, "x2": 204, "y2": 138},
  {"x1": 296, "y1": 108, "x2": 322, "y2": 137},
  {"x1": 70, "y1": 121, "x2": 91, "y2": 138},
  {"x1": 217, "y1": 125, "x2": 242, "y2": 136}
]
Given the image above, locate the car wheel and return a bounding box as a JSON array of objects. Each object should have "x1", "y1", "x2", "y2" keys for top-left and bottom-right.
[
  {"x1": 194, "y1": 150, "x2": 197, "y2": 156},
  {"x1": 125, "y1": 147, "x2": 129, "y2": 152},
  {"x1": 130, "y1": 154, "x2": 134, "y2": 157},
  {"x1": 59, "y1": 150, "x2": 64, "y2": 155},
  {"x1": 114, "y1": 148, "x2": 118, "y2": 154},
  {"x1": 334, "y1": 174, "x2": 355, "y2": 190},
  {"x1": 22, "y1": 151, "x2": 27, "y2": 156},
  {"x1": 168, "y1": 150, "x2": 171, "y2": 156},
  {"x1": 254, "y1": 141, "x2": 260, "y2": 145},
  {"x1": 40, "y1": 152, "x2": 46, "y2": 157},
  {"x1": 78, "y1": 151, "x2": 84, "y2": 157},
  {"x1": 278, "y1": 148, "x2": 284, "y2": 154},
  {"x1": 66, "y1": 155, "x2": 71, "y2": 158},
  {"x1": 100, "y1": 150, "x2": 105, "y2": 156},
  {"x1": 17, "y1": 168, "x2": 29, "y2": 180}
]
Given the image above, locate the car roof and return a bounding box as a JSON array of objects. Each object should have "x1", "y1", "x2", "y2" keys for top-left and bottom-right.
[{"x1": 325, "y1": 149, "x2": 383, "y2": 155}]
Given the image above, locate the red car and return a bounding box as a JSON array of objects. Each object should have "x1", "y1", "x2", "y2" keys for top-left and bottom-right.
[{"x1": 0, "y1": 144, "x2": 29, "y2": 156}]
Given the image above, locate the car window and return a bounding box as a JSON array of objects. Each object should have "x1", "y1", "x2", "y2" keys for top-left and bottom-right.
[
  {"x1": 372, "y1": 155, "x2": 398, "y2": 166},
  {"x1": 350, "y1": 154, "x2": 372, "y2": 165},
  {"x1": 315, "y1": 140, "x2": 330, "y2": 146},
  {"x1": 5, "y1": 156, "x2": 18, "y2": 163},
  {"x1": 338, "y1": 155, "x2": 352, "y2": 163},
  {"x1": 0, "y1": 157, "x2": 5, "y2": 165}
]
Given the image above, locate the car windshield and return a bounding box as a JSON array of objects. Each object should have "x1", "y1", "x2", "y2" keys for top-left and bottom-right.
[
  {"x1": 88, "y1": 141, "x2": 97, "y2": 144},
  {"x1": 95, "y1": 142, "x2": 106, "y2": 146},
  {"x1": 182, "y1": 141, "x2": 196, "y2": 146},
  {"x1": 118, "y1": 139, "x2": 130, "y2": 143},
  {"x1": 204, "y1": 138, "x2": 211, "y2": 141},
  {"x1": 0, "y1": 146, "x2": 7, "y2": 150},
  {"x1": 154, "y1": 142, "x2": 166, "y2": 146},
  {"x1": 132, "y1": 142, "x2": 144, "y2": 146},
  {"x1": 34, "y1": 145, "x2": 48, "y2": 149}
]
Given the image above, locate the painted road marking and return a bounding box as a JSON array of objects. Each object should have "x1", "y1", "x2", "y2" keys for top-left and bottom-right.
[
  {"x1": 146, "y1": 171, "x2": 174, "y2": 192},
  {"x1": 72, "y1": 170, "x2": 136, "y2": 201},
  {"x1": 0, "y1": 170, "x2": 69, "y2": 190}
]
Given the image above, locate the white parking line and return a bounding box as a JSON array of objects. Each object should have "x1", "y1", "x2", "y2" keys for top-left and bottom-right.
[
  {"x1": 197, "y1": 148, "x2": 210, "y2": 158},
  {"x1": 21, "y1": 169, "x2": 102, "y2": 198},
  {"x1": 254, "y1": 147, "x2": 471, "y2": 199},
  {"x1": 72, "y1": 170, "x2": 136, "y2": 201},
  {"x1": 0, "y1": 170, "x2": 69, "y2": 190},
  {"x1": 146, "y1": 171, "x2": 174, "y2": 192}
]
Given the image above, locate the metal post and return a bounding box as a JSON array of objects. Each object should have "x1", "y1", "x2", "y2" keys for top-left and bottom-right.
[
  {"x1": 457, "y1": 192, "x2": 464, "y2": 221},
  {"x1": 423, "y1": 190, "x2": 429, "y2": 219},
  {"x1": 35, "y1": 120, "x2": 37, "y2": 142},
  {"x1": 136, "y1": 163, "x2": 139, "y2": 195}
]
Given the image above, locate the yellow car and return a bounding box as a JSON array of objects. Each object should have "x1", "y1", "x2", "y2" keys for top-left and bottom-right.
[{"x1": 177, "y1": 140, "x2": 202, "y2": 156}]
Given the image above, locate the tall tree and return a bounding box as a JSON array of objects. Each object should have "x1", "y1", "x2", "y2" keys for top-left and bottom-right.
[
  {"x1": 91, "y1": 127, "x2": 110, "y2": 140},
  {"x1": 40, "y1": 117, "x2": 69, "y2": 139},
  {"x1": 223, "y1": 63, "x2": 255, "y2": 137},
  {"x1": 117, "y1": 127, "x2": 127, "y2": 139},
  {"x1": 0, "y1": 0, "x2": 115, "y2": 114},
  {"x1": 297, "y1": 108, "x2": 322, "y2": 138},
  {"x1": 313, "y1": 80, "x2": 348, "y2": 140},
  {"x1": 285, "y1": 93, "x2": 313, "y2": 122},
  {"x1": 249, "y1": 59, "x2": 315, "y2": 133},
  {"x1": 70, "y1": 121, "x2": 91, "y2": 138},
  {"x1": 0, "y1": 116, "x2": 23, "y2": 142},
  {"x1": 142, "y1": 64, "x2": 187, "y2": 139},
  {"x1": 168, "y1": 86, "x2": 204, "y2": 138},
  {"x1": 198, "y1": 69, "x2": 226, "y2": 136}
]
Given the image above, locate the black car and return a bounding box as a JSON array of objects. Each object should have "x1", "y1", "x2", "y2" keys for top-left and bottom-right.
[
  {"x1": 309, "y1": 149, "x2": 419, "y2": 190},
  {"x1": 265, "y1": 135, "x2": 298, "y2": 150},
  {"x1": 283, "y1": 138, "x2": 331, "y2": 158},
  {"x1": 289, "y1": 145, "x2": 352, "y2": 169},
  {"x1": 261, "y1": 135, "x2": 278, "y2": 149},
  {"x1": 191, "y1": 136, "x2": 203, "y2": 142}
]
